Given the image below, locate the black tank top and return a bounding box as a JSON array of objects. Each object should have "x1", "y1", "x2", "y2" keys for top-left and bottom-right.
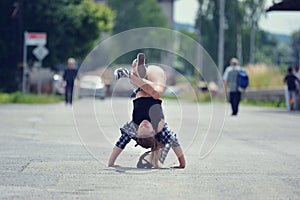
[{"x1": 132, "y1": 97, "x2": 164, "y2": 132}]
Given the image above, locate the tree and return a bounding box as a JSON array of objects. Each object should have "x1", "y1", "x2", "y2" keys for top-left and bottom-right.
[
  {"x1": 0, "y1": 0, "x2": 21, "y2": 92},
  {"x1": 176, "y1": 30, "x2": 198, "y2": 75},
  {"x1": 236, "y1": 1, "x2": 245, "y2": 65},
  {"x1": 242, "y1": 0, "x2": 266, "y2": 64},
  {"x1": 107, "y1": 0, "x2": 168, "y2": 34},
  {"x1": 292, "y1": 30, "x2": 300, "y2": 67},
  {"x1": 255, "y1": 30, "x2": 279, "y2": 65},
  {"x1": 23, "y1": 0, "x2": 114, "y2": 66},
  {"x1": 0, "y1": 0, "x2": 114, "y2": 92},
  {"x1": 195, "y1": 0, "x2": 274, "y2": 68},
  {"x1": 106, "y1": 0, "x2": 168, "y2": 63},
  {"x1": 196, "y1": 0, "x2": 241, "y2": 69},
  {"x1": 196, "y1": 0, "x2": 219, "y2": 64}
]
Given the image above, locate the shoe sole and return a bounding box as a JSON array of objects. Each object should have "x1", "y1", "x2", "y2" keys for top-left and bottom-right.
[{"x1": 137, "y1": 53, "x2": 146, "y2": 78}]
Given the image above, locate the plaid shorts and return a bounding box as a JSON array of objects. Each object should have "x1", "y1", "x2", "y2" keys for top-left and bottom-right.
[{"x1": 116, "y1": 121, "x2": 180, "y2": 164}]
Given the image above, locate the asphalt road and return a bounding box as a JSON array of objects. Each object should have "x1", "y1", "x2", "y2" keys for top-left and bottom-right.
[{"x1": 0, "y1": 98, "x2": 299, "y2": 200}]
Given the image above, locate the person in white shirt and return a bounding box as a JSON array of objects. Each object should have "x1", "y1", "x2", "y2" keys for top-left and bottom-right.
[{"x1": 223, "y1": 58, "x2": 242, "y2": 116}]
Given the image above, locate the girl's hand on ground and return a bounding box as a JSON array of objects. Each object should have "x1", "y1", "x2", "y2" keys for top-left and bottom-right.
[
  {"x1": 108, "y1": 164, "x2": 121, "y2": 167},
  {"x1": 170, "y1": 165, "x2": 185, "y2": 169}
]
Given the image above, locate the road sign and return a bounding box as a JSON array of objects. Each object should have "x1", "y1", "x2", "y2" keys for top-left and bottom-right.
[
  {"x1": 25, "y1": 32, "x2": 47, "y2": 46},
  {"x1": 22, "y1": 31, "x2": 48, "y2": 95},
  {"x1": 33, "y1": 45, "x2": 49, "y2": 61}
]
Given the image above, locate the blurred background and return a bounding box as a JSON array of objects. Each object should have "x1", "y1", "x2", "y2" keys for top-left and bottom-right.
[{"x1": 0, "y1": 0, "x2": 300, "y2": 105}]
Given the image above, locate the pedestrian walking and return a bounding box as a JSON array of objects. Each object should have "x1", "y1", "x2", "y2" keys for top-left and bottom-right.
[
  {"x1": 284, "y1": 67, "x2": 300, "y2": 110},
  {"x1": 63, "y1": 58, "x2": 78, "y2": 105},
  {"x1": 223, "y1": 58, "x2": 242, "y2": 116}
]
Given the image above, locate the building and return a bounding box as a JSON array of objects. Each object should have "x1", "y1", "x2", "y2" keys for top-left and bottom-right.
[{"x1": 158, "y1": 0, "x2": 175, "y2": 26}]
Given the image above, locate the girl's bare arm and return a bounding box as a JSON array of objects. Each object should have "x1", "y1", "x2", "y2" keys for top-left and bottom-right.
[{"x1": 108, "y1": 146, "x2": 123, "y2": 167}]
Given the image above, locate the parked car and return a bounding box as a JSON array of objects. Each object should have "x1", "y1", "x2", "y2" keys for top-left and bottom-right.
[
  {"x1": 52, "y1": 73, "x2": 65, "y2": 95},
  {"x1": 78, "y1": 75, "x2": 106, "y2": 99},
  {"x1": 111, "y1": 78, "x2": 134, "y2": 97}
]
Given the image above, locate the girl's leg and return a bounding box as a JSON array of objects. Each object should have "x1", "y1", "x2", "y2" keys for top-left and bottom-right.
[
  {"x1": 285, "y1": 86, "x2": 290, "y2": 110},
  {"x1": 292, "y1": 91, "x2": 297, "y2": 110}
]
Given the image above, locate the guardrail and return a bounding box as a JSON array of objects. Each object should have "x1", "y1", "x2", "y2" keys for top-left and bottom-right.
[{"x1": 244, "y1": 88, "x2": 285, "y2": 102}]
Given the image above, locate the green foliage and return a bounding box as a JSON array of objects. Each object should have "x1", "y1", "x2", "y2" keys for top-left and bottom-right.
[
  {"x1": 195, "y1": 0, "x2": 274, "y2": 67},
  {"x1": 242, "y1": 0, "x2": 266, "y2": 27},
  {"x1": 107, "y1": 0, "x2": 168, "y2": 34},
  {"x1": 23, "y1": 0, "x2": 114, "y2": 66},
  {"x1": 0, "y1": 0, "x2": 114, "y2": 92},
  {"x1": 0, "y1": 92, "x2": 63, "y2": 104},
  {"x1": 291, "y1": 30, "x2": 300, "y2": 65},
  {"x1": 106, "y1": 0, "x2": 169, "y2": 63},
  {"x1": 196, "y1": 92, "x2": 212, "y2": 103},
  {"x1": 0, "y1": 0, "x2": 21, "y2": 92},
  {"x1": 196, "y1": 0, "x2": 218, "y2": 63}
]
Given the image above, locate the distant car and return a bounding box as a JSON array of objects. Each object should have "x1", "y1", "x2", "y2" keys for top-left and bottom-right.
[
  {"x1": 111, "y1": 78, "x2": 134, "y2": 97},
  {"x1": 78, "y1": 75, "x2": 106, "y2": 99},
  {"x1": 52, "y1": 73, "x2": 65, "y2": 95}
]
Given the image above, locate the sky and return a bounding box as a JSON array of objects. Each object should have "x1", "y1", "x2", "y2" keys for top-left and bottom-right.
[{"x1": 174, "y1": 0, "x2": 300, "y2": 35}]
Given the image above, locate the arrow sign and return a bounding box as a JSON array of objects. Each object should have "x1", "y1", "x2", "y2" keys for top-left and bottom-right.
[{"x1": 33, "y1": 45, "x2": 49, "y2": 61}]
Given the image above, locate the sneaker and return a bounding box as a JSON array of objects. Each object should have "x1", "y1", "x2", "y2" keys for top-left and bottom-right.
[
  {"x1": 136, "y1": 53, "x2": 147, "y2": 78},
  {"x1": 114, "y1": 68, "x2": 130, "y2": 80},
  {"x1": 136, "y1": 151, "x2": 153, "y2": 169}
]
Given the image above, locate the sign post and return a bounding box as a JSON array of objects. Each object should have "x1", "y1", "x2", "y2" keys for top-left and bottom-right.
[
  {"x1": 33, "y1": 45, "x2": 49, "y2": 94},
  {"x1": 22, "y1": 32, "x2": 48, "y2": 94},
  {"x1": 22, "y1": 32, "x2": 28, "y2": 95}
]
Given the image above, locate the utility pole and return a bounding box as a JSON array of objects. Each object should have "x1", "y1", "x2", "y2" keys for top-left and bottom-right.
[
  {"x1": 22, "y1": 32, "x2": 27, "y2": 95},
  {"x1": 218, "y1": 0, "x2": 225, "y2": 74},
  {"x1": 250, "y1": 0, "x2": 258, "y2": 64},
  {"x1": 237, "y1": 26, "x2": 243, "y2": 66},
  {"x1": 196, "y1": 12, "x2": 202, "y2": 79},
  {"x1": 298, "y1": 45, "x2": 300, "y2": 67},
  {"x1": 249, "y1": 21, "x2": 256, "y2": 64}
]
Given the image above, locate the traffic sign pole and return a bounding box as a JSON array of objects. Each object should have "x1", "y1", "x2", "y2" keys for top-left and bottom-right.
[
  {"x1": 32, "y1": 45, "x2": 49, "y2": 95},
  {"x1": 22, "y1": 31, "x2": 27, "y2": 95},
  {"x1": 37, "y1": 60, "x2": 42, "y2": 95},
  {"x1": 22, "y1": 32, "x2": 48, "y2": 95}
]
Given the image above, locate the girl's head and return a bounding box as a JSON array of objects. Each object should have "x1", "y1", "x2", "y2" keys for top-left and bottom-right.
[
  {"x1": 136, "y1": 120, "x2": 163, "y2": 150},
  {"x1": 136, "y1": 120, "x2": 162, "y2": 168},
  {"x1": 136, "y1": 120, "x2": 156, "y2": 149},
  {"x1": 137, "y1": 120, "x2": 154, "y2": 136}
]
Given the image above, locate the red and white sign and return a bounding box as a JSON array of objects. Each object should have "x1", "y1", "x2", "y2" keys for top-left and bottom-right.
[{"x1": 25, "y1": 32, "x2": 47, "y2": 46}]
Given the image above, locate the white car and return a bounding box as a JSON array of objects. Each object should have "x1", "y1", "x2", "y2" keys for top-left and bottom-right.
[
  {"x1": 78, "y1": 75, "x2": 106, "y2": 99},
  {"x1": 52, "y1": 73, "x2": 65, "y2": 95}
]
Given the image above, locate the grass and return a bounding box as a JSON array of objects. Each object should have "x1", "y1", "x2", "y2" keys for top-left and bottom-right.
[
  {"x1": 0, "y1": 92, "x2": 63, "y2": 104},
  {"x1": 193, "y1": 92, "x2": 285, "y2": 108},
  {"x1": 166, "y1": 63, "x2": 288, "y2": 108},
  {"x1": 244, "y1": 63, "x2": 285, "y2": 89},
  {"x1": 240, "y1": 99, "x2": 285, "y2": 108},
  {"x1": 240, "y1": 63, "x2": 286, "y2": 108}
]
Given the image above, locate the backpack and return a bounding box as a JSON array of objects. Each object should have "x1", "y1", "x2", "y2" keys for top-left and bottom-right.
[{"x1": 237, "y1": 70, "x2": 249, "y2": 90}]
